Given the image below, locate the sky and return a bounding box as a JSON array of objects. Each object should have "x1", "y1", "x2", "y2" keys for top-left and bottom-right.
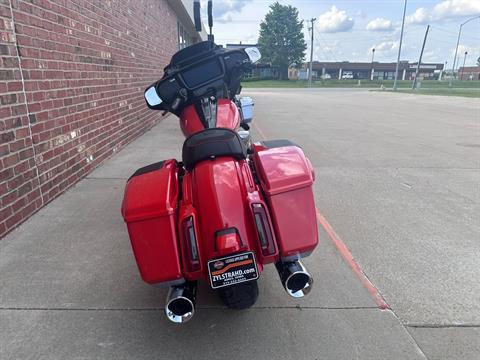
[{"x1": 200, "y1": 0, "x2": 480, "y2": 67}]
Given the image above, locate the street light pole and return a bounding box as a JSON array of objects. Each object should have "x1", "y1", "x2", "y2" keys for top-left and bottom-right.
[
  {"x1": 412, "y1": 24, "x2": 430, "y2": 90},
  {"x1": 449, "y1": 15, "x2": 480, "y2": 87},
  {"x1": 460, "y1": 51, "x2": 468, "y2": 80},
  {"x1": 371, "y1": 48, "x2": 375, "y2": 81},
  {"x1": 308, "y1": 18, "x2": 316, "y2": 87},
  {"x1": 393, "y1": 0, "x2": 408, "y2": 91},
  {"x1": 439, "y1": 60, "x2": 447, "y2": 81}
]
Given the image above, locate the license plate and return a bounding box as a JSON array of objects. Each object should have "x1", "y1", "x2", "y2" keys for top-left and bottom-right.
[{"x1": 208, "y1": 252, "x2": 259, "y2": 289}]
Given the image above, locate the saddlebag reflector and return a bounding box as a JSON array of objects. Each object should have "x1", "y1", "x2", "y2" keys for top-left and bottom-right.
[
  {"x1": 253, "y1": 145, "x2": 318, "y2": 258},
  {"x1": 121, "y1": 160, "x2": 183, "y2": 284}
]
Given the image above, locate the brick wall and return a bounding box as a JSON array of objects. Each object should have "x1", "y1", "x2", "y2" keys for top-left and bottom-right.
[{"x1": 1, "y1": 0, "x2": 179, "y2": 237}]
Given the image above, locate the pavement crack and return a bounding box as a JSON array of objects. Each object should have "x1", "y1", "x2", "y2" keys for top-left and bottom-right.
[
  {"x1": 0, "y1": 306, "x2": 379, "y2": 311},
  {"x1": 406, "y1": 324, "x2": 480, "y2": 328},
  {"x1": 382, "y1": 308, "x2": 430, "y2": 360}
]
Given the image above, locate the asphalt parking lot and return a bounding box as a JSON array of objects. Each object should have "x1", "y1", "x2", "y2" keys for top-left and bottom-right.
[{"x1": 1, "y1": 89, "x2": 479, "y2": 359}]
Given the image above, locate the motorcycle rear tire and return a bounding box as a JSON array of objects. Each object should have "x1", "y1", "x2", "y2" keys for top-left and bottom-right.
[{"x1": 217, "y1": 280, "x2": 259, "y2": 309}]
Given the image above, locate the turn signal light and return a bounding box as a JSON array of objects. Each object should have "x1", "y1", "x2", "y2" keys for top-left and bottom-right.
[
  {"x1": 181, "y1": 216, "x2": 200, "y2": 272},
  {"x1": 252, "y1": 204, "x2": 276, "y2": 256}
]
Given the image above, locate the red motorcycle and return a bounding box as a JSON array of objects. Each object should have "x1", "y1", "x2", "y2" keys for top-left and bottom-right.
[{"x1": 121, "y1": 9, "x2": 318, "y2": 323}]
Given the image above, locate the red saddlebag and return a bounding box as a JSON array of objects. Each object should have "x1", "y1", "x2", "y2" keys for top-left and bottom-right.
[
  {"x1": 253, "y1": 142, "x2": 318, "y2": 258},
  {"x1": 121, "y1": 160, "x2": 183, "y2": 285}
]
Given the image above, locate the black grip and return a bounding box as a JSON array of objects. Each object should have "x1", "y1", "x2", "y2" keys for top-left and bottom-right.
[
  {"x1": 208, "y1": 1, "x2": 213, "y2": 28},
  {"x1": 194, "y1": 1, "x2": 202, "y2": 31}
]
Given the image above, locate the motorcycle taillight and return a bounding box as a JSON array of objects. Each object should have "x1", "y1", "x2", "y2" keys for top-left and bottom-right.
[
  {"x1": 181, "y1": 216, "x2": 200, "y2": 272},
  {"x1": 252, "y1": 204, "x2": 276, "y2": 256}
]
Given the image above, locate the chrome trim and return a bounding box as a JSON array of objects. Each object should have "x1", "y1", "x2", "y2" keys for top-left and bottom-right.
[
  {"x1": 165, "y1": 282, "x2": 197, "y2": 324},
  {"x1": 276, "y1": 260, "x2": 313, "y2": 298},
  {"x1": 152, "y1": 278, "x2": 186, "y2": 288},
  {"x1": 281, "y1": 251, "x2": 313, "y2": 262},
  {"x1": 237, "y1": 129, "x2": 251, "y2": 149}
]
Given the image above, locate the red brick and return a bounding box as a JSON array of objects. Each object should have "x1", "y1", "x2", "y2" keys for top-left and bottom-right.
[
  {"x1": 1, "y1": 0, "x2": 179, "y2": 237},
  {"x1": 1, "y1": 189, "x2": 18, "y2": 208},
  {"x1": 0, "y1": 144, "x2": 9, "y2": 157},
  {"x1": 5, "y1": 211, "x2": 22, "y2": 230},
  {"x1": 11, "y1": 196, "x2": 26, "y2": 212},
  {"x1": 2, "y1": 153, "x2": 19, "y2": 168},
  {"x1": 7, "y1": 81, "x2": 23, "y2": 92},
  {"x1": 15, "y1": 127, "x2": 30, "y2": 139},
  {"x1": 9, "y1": 139, "x2": 25, "y2": 152},
  {"x1": 0, "y1": 206, "x2": 13, "y2": 222},
  {"x1": 13, "y1": 159, "x2": 30, "y2": 175}
]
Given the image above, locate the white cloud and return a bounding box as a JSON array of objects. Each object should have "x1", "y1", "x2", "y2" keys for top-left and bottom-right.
[
  {"x1": 454, "y1": 44, "x2": 479, "y2": 56},
  {"x1": 366, "y1": 18, "x2": 394, "y2": 31},
  {"x1": 371, "y1": 41, "x2": 400, "y2": 53},
  {"x1": 406, "y1": 7, "x2": 432, "y2": 24},
  {"x1": 407, "y1": 0, "x2": 480, "y2": 24},
  {"x1": 433, "y1": 0, "x2": 480, "y2": 18},
  {"x1": 203, "y1": 0, "x2": 251, "y2": 21},
  {"x1": 356, "y1": 10, "x2": 368, "y2": 19},
  {"x1": 452, "y1": 44, "x2": 480, "y2": 66},
  {"x1": 317, "y1": 6, "x2": 354, "y2": 33}
]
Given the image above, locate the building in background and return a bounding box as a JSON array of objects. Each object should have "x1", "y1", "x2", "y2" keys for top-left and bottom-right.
[
  {"x1": 0, "y1": 0, "x2": 204, "y2": 238},
  {"x1": 173, "y1": 0, "x2": 208, "y2": 48},
  {"x1": 457, "y1": 66, "x2": 480, "y2": 81},
  {"x1": 289, "y1": 61, "x2": 444, "y2": 81}
]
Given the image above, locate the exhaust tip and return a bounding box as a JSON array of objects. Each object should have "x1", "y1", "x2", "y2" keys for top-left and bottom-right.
[
  {"x1": 165, "y1": 296, "x2": 195, "y2": 323},
  {"x1": 285, "y1": 271, "x2": 313, "y2": 298},
  {"x1": 277, "y1": 260, "x2": 313, "y2": 298},
  {"x1": 165, "y1": 283, "x2": 196, "y2": 324}
]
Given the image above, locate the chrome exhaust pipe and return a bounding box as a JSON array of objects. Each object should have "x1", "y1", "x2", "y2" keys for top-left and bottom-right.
[
  {"x1": 275, "y1": 260, "x2": 313, "y2": 298},
  {"x1": 165, "y1": 282, "x2": 197, "y2": 324}
]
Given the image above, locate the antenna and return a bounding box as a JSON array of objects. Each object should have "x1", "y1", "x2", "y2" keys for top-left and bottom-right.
[
  {"x1": 193, "y1": 0, "x2": 201, "y2": 32},
  {"x1": 207, "y1": 0, "x2": 214, "y2": 41}
]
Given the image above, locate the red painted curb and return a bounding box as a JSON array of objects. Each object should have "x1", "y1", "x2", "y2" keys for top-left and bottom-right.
[
  {"x1": 253, "y1": 122, "x2": 390, "y2": 310},
  {"x1": 315, "y1": 209, "x2": 390, "y2": 310}
]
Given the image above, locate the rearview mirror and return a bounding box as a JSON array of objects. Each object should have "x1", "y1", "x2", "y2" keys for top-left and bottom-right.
[
  {"x1": 144, "y1": 86, "x2": 163, "y2": 110},
  {"x1": 245, "y1": 47, "x2": 261, "y2": 63},
  {"x1": 194, "y1": 0, "x2": 202, "y2": 32}
]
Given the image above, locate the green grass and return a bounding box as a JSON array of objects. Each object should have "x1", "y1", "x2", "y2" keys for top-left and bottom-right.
[
  {"x1": 242, "y1": 80, "x2": 311, "y2": 88},
  {"x1": 384, "y1": 88, "x2": 480, "y2": 98},
  {"x1": 241, "y1": 79, "x2": 480, "y2": 90}
]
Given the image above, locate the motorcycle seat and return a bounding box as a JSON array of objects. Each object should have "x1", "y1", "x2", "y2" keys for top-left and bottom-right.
[{"x1": 182, "y1": 128, "x2": 247, "y2": 170}]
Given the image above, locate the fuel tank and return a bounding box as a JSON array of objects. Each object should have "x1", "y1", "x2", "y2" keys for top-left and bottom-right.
[{"x1": 179, "y1": 99, "x2": 241, "y2": 137}]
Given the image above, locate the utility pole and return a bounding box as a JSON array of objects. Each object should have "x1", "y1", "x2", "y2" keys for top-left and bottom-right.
[
  {"x1": 450, "y1": 15, "x2": 480, "y2": 87},
  {"x1": 412, "y1": 24, "x2": 430, "y2": 90},
  {"x1": 439, "y1": 61, "x2": 447, "y2": 81},
  {"x1": 371, "y1": 48, "x2": 375, "y2": 81},
  {"x1": 308, "y1": 18, "x2": 316, "y2": 87},
  {"x1": 393, "y1": 0, "x2": 408, "y2": 91},
  {"x1": 460, "y1": 51, "x2": 468, "y2": 80}
]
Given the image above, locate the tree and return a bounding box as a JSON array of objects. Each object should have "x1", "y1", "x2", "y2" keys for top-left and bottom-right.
[
  {"x1": 477, "y1": 57, "x2": 480, "y2": 67},
  {"x1": 258, "y1": 2, "x2": 306, "y2": 80}
]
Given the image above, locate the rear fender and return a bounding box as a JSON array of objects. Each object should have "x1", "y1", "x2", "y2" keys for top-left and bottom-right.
[{"x1": 191, "y1": 157, "x2": 266, "y2": 280}]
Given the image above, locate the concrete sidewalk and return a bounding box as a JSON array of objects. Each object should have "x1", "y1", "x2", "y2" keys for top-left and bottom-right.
[{"x1": 0, "y1": 113, "x2": 428, "y2": 359}]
